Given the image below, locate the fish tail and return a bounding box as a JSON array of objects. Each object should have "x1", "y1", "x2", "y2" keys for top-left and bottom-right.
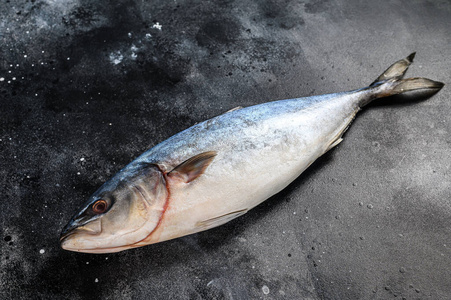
[{"x1": 359, "y1": 53, "x2": 444, "y2": 107}]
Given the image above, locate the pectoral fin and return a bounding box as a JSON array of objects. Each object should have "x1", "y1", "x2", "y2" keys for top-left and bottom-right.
[
  {"x1": 168, "y1": 151, "x2": 217, "y2": 183},
  {"x1": 196, "y1": 209, "x2": 248, "y2": 229}
]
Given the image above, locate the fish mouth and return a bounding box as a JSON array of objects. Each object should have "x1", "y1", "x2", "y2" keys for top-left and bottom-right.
[
  {"x1": 59, "y1": 218, "x2": 102, "y2": 248},
  {"x1": 59, "y1": 230, "x2": 75, "y2": 243},
  {"x1": 60, "y1": 244, "x2": 136, "y2": 254},
  {"x1": 59, "y1": 217, "x2": 144, "y2": 253},
  {"x1": 59, "y1": 219, "x2": 78, "y2": 243},
  {"x1": 60, "y1": 228, "x2": 138, "y2": 253}
]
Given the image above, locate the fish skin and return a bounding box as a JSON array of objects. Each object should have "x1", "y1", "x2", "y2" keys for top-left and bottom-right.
[
  {"x1": 127, "y1": 91, "x2": 361, "y2": 246},
  {"x1": 60, "y1": 53, "x2": 444, "y2": 253}
]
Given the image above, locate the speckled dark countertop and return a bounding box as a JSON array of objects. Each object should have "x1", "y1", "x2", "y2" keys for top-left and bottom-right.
[{"x1": 1, "y1": 0, "x2": 450, "y2": 299}]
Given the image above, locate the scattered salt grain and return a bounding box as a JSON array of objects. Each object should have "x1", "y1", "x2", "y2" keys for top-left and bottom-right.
[{"x1": 152, "y1": 22, "x2": 162, "y2": 30}]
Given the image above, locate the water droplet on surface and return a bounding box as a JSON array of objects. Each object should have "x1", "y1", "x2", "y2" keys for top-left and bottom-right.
[{"x1": 262, "y1": 285, "x2": 270, "y2": 295}]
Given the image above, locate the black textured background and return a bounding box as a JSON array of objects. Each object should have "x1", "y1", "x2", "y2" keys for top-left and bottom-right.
[{"x1": 1, "y1": 0, "x2": 450, "y2": 299}]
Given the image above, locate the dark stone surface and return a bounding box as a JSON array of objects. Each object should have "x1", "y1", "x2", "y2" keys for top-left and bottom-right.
[{"x1": 1, "y1": 0, "x2": 450, "y2": 299}]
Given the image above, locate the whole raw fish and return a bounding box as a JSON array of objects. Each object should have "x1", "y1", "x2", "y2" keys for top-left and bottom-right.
[{"x1": 60, "y1": 53, "x2": 443, "y2": 253}]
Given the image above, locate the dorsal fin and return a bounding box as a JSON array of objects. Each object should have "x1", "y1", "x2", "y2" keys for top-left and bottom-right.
[{"x1": 224, "y1": 106, "x2": 243, "y2": 113}]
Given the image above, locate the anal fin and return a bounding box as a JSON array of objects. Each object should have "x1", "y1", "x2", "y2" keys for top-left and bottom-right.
[
  {"x1": 325, "y1": 138, "x2": 343, "y2": 153},
  {"x1": 196, "y1": 209, "x2": 248, "y2": 229},
  {"x1": 324, "y1": 109, "x2": 359, "y2": 154}
]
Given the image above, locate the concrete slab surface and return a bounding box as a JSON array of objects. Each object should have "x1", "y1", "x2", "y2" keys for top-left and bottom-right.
[{"x1": 1, "y1": 0, "x2": 450, "y2": 299}]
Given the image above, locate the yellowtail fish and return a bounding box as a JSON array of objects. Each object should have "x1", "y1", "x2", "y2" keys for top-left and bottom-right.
[{"x1": 60, "y1": 53, "x2": 443, "y2": 253}]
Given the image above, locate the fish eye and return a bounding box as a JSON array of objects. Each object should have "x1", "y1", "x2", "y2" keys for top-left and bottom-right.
[{"x1": 92, "y1": 199, "x2": 108, "y2": 214}]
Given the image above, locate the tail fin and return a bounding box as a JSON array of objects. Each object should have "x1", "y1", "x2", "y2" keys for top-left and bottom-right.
[
  {"x1": 360, "y1": 53, "x2": 444, "y2": 107},
  {"x1": 370, "y1": 52, "x2": 416, "y2": 85}
]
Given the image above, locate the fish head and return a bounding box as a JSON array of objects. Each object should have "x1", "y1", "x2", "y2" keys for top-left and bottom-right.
[{"x1": 60, "y1": 164, "x2": 168, "y2": 253}]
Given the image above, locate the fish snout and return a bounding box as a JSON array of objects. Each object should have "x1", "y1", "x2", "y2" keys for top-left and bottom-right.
[
  {"x1": 59, "y1": 218, "x2": 102, "y2": 248},
  {"x1": 60, "y1": 218, "x2": 79, "y2": 242}
]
